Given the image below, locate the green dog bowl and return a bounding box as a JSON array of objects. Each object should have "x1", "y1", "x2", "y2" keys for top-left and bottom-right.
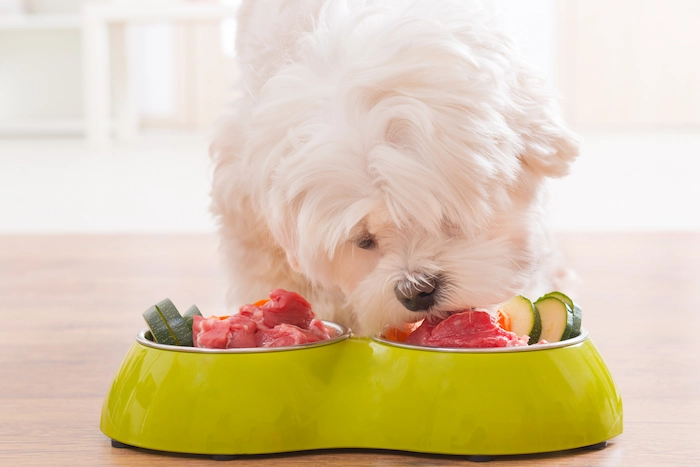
[{"x1": 100, "y1": 323, "x2": 622, "y2": 458}]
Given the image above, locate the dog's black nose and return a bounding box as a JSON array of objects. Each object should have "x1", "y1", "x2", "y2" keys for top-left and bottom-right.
[{"x1": 394, "y1": 278, "x2": 437, "y2": 312}]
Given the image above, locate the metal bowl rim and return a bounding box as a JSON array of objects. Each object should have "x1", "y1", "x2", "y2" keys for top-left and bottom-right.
[
  {"x1": 371, "y1": 328, "x2": 590, "y2": 353},
  {"x1": 136, "y1": 321, "x2": 351, "y2": 353}
]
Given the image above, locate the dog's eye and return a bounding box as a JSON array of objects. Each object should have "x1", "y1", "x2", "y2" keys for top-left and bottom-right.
[{"x1": 355, "y1": 235, "x2": 377, "y2": 250}]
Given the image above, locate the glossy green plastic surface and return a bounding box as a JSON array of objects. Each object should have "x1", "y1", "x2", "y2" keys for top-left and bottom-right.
[{"x1": 100, "y1": 334, "x2": 623, "y2": 456}]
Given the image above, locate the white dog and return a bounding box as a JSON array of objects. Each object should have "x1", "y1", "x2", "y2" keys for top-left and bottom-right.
[{"x1": 211, "y1": 0, "x2": 579, "y2": 335}]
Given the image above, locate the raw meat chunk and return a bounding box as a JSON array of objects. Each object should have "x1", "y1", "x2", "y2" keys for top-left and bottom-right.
[
  {"x1": 258, "y1": 289, "x2": 315, "y2": 329},
  {"x1": 405, "y1": 311, "x2": 528, "y2": 348},
  {"x1": 194, "y1": 289, "x2": 334, "y2": 349},
  {"x1": 255, "y1": 324, "x2": 322, "y2": 347}
]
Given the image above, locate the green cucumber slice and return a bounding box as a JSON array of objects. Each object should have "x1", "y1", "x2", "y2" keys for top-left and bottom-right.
[
  {"x1": 142, "y1": 299, "x2": 193, "y2": 346},
  {"x1": 155, "y1": 299, "x2": 193, "y2": 347},
  {"x1": 534, "y1": 297, "x2": 573, "y2": 342},
  {"x1": 501, "y1": 296, "x2": 541, "y2": 344},
  {"x1": 143, "y1": 304, "x2": 177, "y2": 345},
  {"x1": 544, "y1": 292, "x2": 582, "y2": 338},
  {"x1": 183, "y1": 305, "x2": 203, "y2": 330}
]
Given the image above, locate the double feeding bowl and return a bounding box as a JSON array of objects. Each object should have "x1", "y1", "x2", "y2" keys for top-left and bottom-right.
[{"x1": 100, "y1": 322, "x2": 622, "y2": 458}]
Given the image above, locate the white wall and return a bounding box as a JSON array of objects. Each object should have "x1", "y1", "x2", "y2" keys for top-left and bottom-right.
[
  {"x1": 128, "y1": 23, "x2": 177, "y2": 118},
  {"x1": 0, "y1": 30, "x2": 83, "y2": 121},
  {"x1": 548, "y1": 131, "x2": 700, "y2": 231},
  {"x1": 558, "y1": 0, "x2": 700, "y2": 128},
  {"x1": 491, "y1": 0, "x2": 557, "y2": 85},
  {"x1": 23, "y1": 0, "x2": 84, "y2": 14}
]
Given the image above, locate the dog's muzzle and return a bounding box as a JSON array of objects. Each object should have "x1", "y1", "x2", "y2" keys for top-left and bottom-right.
[{"x1": 394, "y1": 277, "x2": 437, "y2": 312}]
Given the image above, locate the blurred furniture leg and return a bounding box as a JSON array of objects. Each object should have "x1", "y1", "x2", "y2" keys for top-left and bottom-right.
[
  {"x1": 82, "y1": 3, "x2": 111, "y2": 144},
  {"x1": 112, "y1": 24, "x2": 138, "y2": 140}
]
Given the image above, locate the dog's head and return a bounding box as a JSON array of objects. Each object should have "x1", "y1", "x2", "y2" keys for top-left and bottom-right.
[{"x1": 240, "y1": 1, "x2": 579, "y2": 333}]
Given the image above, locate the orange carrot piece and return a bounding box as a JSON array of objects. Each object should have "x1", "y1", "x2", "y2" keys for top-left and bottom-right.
[
  {"x1": 497, "y1": 310, "x2": 512, "y2": 332},
  {"x1": 383, "y1": 324, "x2": 415, "y2": 342}
]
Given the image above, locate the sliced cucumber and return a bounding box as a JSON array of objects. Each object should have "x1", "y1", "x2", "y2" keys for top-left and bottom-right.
[
  {"x1": 143, "y1": 304, "x2": 177, "y2": 345},
  {"x1": 534, "y1": 297, "x2": 573, "y2": 342},
  {"x1": 156, "y1": 299, "x2": 193, "y2": 347},
  {"x1": 544, "y1": 292, "x2": 582, "y2": 338},
  {"x1": 501, "y1": 296, "x2": 541, "y2": 344},
  {"x1": 142, "y1": 299, "x2": 193, "y2": 346},
  {"x1": 183, "y1": 305, "x2": 203, "y2": 331}
]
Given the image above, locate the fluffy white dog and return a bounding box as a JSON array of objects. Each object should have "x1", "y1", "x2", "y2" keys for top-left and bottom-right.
[{"x1": 211, "y1": 0, "x2": 579, "y2": 335}]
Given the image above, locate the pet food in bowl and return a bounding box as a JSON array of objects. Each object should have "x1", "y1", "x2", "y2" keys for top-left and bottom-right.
[
  {"x1": 102, "y1": 288, "x2": 622, "y2": 458},
  {"x1": 383, "y1": 291, "x2": 583, "y2": 349},
  {"x1": 142, "y1": 288, "x2": 336, "y2": 350},
  {"x1": 404, "y1": 309, "x2": 529, "y2": 348}
]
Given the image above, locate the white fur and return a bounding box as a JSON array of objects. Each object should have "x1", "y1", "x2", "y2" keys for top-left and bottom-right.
[{"x1": 211, "y1": 0, "x2": 579, "y2": 334}]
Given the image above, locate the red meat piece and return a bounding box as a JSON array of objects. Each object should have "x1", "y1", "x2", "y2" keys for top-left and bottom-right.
[
  {"x1": 259, "y1": 289, "x2": 315, "y2": 329},
  {"x1": 192, "y1": 315, "x2": 227, "y2": 349},
  {"x1": 224, "y1": 314, "x2": 259, "y2": 348},
  {"x1": 405, "y1": 310, "x2": 528, "y2": 348},
  {"x1": 255, "y1": 324, "x2": 322, "y2": 347},
  {"x1": 400, "y1": 320, "x2": 433, "y2": 344},
  {"x1": 238, "y1": 289, "x2": 314, "y2": 329},
  {"x1": 308, "y1": 319, "x2": 333, "y2": 340},
  {"x1": 194, "y1": 289, "x2": 332, "y2": 349},
  {"x1": 238, "y1": 304, "x2": 266, "y2": 327},
  {"x1": 192, "y1": 314, "x2": 258, "y2": 349}
]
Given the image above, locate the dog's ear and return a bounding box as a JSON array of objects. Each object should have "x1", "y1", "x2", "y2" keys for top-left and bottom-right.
[
  {"x1": 439, "y1": 4, "x2": 580, "y2": 180},
  {"x1": 509, "y1": 77, "x2": 580, "y2": 179}
]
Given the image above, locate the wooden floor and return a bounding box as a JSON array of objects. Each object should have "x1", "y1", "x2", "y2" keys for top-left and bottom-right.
[{"x1": 1, "y1": 233, "x2": 698, "y2": 466}]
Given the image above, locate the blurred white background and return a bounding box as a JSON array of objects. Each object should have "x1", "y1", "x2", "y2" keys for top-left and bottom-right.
[{"x1": 1, "y1": 0, "x2": 699, "y2": 233}]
